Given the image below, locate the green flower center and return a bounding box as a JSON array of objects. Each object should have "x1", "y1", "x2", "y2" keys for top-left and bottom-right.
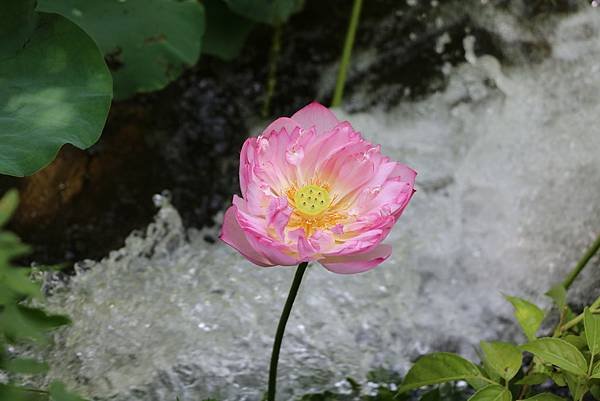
[{"x1": 294, "y1": 184, "x2": 330, "y2": 215}]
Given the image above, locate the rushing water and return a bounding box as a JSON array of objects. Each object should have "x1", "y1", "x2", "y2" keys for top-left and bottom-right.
[{"x1": 30, "y1": 2, "x2": 600, "y2": 401}]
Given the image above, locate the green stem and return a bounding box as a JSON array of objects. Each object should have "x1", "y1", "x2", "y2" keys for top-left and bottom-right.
[
  {"x1": 562, "y1": 232, "x2": 600, "y2": 290},
  {"x1": 267, "y1": 262, "x2": 308, "y2": 401},
  {"x1": 331, "y1": 0, "x2": 363, "y2": 107},
  {"x1": 560, "y1": 295, "x2": 600, "y2": 333},
  {"x1": 261, "y1": 23, "x2": 282, "y2": 118}
]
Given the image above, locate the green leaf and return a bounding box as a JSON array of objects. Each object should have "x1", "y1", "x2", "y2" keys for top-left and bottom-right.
[
  {"x1": 590, "y1": 384, "x2": 600, "y2": 401},
  {"x1": 590, "y1": 360, "x2": 600, "y2": 379},
  {"x1": 420, "y1": 388, "x2": 441, "y2": 401},
  {"x1": 0, "y1": 9, "x2": 112, "y2": 177},
  {"x1": 521, "y1": 338, "x2": 588, "y2": 376},
  {"x1": 1, "y1": 268, "x2": 41, "y2": 300},
  {"x1": 0, "y1": 190, "x2": 19, "y2": 227},
  {"x1": 515, "y1": 373, "x2": 550, "y2": 385},
  {"x1": 505, "y1": 296, "x2": 545, "y2": 341},
  {"x1": 585, "y1": 307, "x2": 600, "y2": 356},
  {"x1": 467, "y1": 385, "x2": 511, "y2": 401},
  {"x1": 480, "y1": 341, "x2": 522, "y2": 381},
  {"x1": 38, "y1": 0, "x2": 205, "y2": 100},
  {"x1": 549, "y1": 371, "x2": 567, "y2": 387},
  {"x1": 562, "y1": 335, "x2": 588, "y2": 350},
  {"x1": 0, "y1": 384, "x2": 48, "y2": 401},
  {"x1": 469, "y1": 366, "x2": 494, "y2": 390},
  {"x1": 1, "y1": 358, "x2": 49, "y2": 374},
  {"x1": 224, "y1": 0, "x2": 304, "y2": 24},
  {"x1": 522, "y1": 393, "x2": 566, "y2": 401},
  {"x1": 564, "y1": 372, "x2": 589, "y2": 401},
  {"x1": 1, "y1": 304, "x2": 70, "y2": 343},
  {"x1": 0, "y1": 232, "x2": 31, "y2": 263},
  {"x1": 203, "y1": 0, "x2": 254, "y2": 61},
  {"x1": 49, "y1": 381, "x2": 87, "y2": 401},
  {"x1": 545, "y1": 284, "x2": 567, "y2": 310},
  {"x1": 398, "y1": 352, "x2": 484, "y2": 393}
]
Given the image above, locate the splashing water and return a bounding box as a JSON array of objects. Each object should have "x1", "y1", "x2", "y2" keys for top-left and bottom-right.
[{"x1": 36, "y1": 4, "x2": 600, "y2": 401}]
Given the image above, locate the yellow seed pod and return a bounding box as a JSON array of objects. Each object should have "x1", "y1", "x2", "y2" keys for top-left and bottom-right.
[{"x1": 294, "y1": 184, "x2": 330, "y2": 215}]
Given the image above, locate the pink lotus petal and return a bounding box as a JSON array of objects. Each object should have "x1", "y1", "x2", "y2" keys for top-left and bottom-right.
[
  {"x1": 219, "y1": 206, "x2": 273, "y2": 267},
  {"x1": 321, "y1": 244, "x2": 393, "y2": 274},
  {"x1": 291, "y1": 102, "x2": 339, "y2": 135},
  {"x1": 247, "y1": 234, "x2": 299, "y2": 266},
  {"x1": 297, "y1": 235, "x2": 319, "y2": 261},
  {"x1": 266, "y1": 197, "x2": 292, "y2": 240},
  {"x1": 261, "y1": 117, "x2": 301, "y2": 137}
]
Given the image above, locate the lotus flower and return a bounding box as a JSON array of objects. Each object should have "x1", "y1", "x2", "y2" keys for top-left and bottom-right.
[{"x1": 220, "y1": 102, "x2": 416, "y2": 274}]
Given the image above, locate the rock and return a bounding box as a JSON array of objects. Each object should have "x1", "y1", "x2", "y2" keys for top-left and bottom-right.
[{"x1": 38, "y1": 5, "x2": 600, "y2": 401}]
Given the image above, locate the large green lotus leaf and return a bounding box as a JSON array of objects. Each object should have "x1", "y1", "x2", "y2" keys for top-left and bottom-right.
[
  {"x1": 203, "y1": 0, "x2": 254, "y2": 61},
  {"x1": 0, "y1": 11, "x2": 112, "y2": 177},
  {"x1": 38, "y1": 0, "x2": 205, "y2": 99},
  {"x1": 224, "y1": 0, "x2": 304, "y2": 25}
]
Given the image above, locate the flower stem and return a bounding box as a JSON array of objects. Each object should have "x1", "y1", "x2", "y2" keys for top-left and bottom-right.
[
  {"x1": 562, "y1": 232, "x2": 600, "y2": 290},
  {"x1": 267, "y1": 262, "x2": 308, "y2": 401},
  {"x1": 331, "y1": 0, "x2": 363, "y2": 107},
  {"x1": 559, "y1": 295, "x2": 600, "y2": 334},
  {"x1": 262, "y1": 23, "x2": 283, "y2": 118}
]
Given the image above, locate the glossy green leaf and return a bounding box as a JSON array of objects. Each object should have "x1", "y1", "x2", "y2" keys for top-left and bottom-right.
[
  {"x1": 545, "y1": 284, "x2": 567, "y2": 310},
  {"x1": 480, "y1": 341, "x2": 522, "y2": 381},
  {"x1": 398, "y1": 352, "x2": 483, "y2": 393},
  {"x1": 522, "y1": 393, "x2": 566, "y2": 401},
  {"x1": 49, "y1": 381, "x2": 87, "y2": 401},
  {"x1": 506, "y1": 296, "x2": 545, "y2": 341},
  {"x1": 521, "y1": 338, "x2": 587, "y2": 376},
  {"x1": 38, "y1": 0, "x2": 205, "y2": 99},
  {"x1": 2, "y1": 357, "x2": 49, "y2": 374},
  {"x1": 468, "y1": 385, "x2": 511, "y2": 401},
  {"x1": 585, "y1": 307, "x2": 600, "y2": 356},
  {"x1": 0, "y1": 8, "x2": 112, "y2": 176},
  {"x1": 203, "y1": 0, "x2": 254, "y2": 61},
  {"x1": 224, "y1": 0, "x2": 303, "y2": 24}
]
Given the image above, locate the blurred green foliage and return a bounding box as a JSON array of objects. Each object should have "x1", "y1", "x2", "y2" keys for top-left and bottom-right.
[
  {"x1": 0, "y1": 1, "x2": 112, "y2": 177},
  {"x1": 0, "y1": 190, "x2": 85, "y2": 401},
  {"x1": 37, "y1": 0, "x2": 206, "y2": 100},
  {"x1": 224, "y1": 0, "x2": 304, "y2": 25},
  {"x1": 0, "y1": 0, "x2": 305, "y2": 177},
  {"x1": 203, "y1": 0, "x2": 255, "y2": 61}
]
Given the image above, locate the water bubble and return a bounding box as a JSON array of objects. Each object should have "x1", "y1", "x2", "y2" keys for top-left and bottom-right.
[
  {"x1": 152, "y1": 194, "x2": 163, "y2": 208},
  {"x1": 152, "y1": 190, "x2": 172, "y2": 208}
]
